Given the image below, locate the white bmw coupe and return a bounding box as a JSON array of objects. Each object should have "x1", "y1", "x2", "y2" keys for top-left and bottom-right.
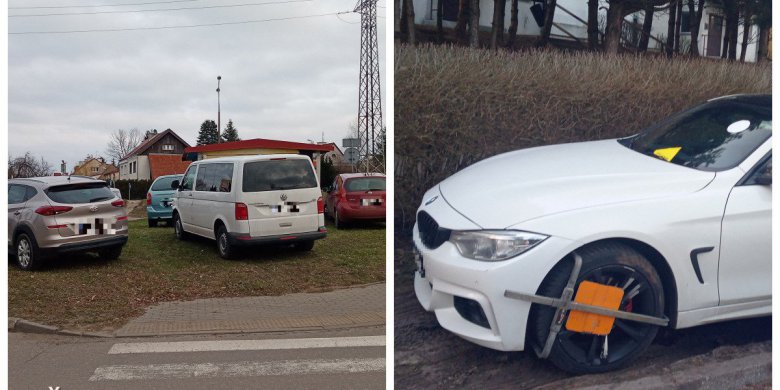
[{"x1": 413, "y1": 94, "x2": 771, "y2": 373}]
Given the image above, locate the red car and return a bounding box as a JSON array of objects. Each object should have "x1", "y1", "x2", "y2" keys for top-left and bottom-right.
[{"x1": 325, "y1": 173, "x2": 386, "y2": 228}]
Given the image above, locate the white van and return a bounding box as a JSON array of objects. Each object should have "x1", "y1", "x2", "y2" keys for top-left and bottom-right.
[{"x1": 170, "y1": 154, "x2": 326, "y2": 258}]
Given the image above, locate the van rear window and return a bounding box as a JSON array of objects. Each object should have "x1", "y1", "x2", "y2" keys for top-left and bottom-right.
[
  {"x1": 242, "y1": 159, "x2": 318, "y2": 192},
  {"x1": 46, "y1": 183, "x2": 115, "y2": 204}
]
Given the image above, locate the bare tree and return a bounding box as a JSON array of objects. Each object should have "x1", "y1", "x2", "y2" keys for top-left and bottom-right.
[
  {"x1": 666, "y1": 0, "x2": 677, "y2": 57},
  {"x1": 638, "y1": 2, "x2": 655, "y2": 52},
  {"x1": 106, "y1": 128, "x2": 142, "y2": 162},
  {"x1": 587, "y1": 0, "x2": 600, "y2": 49},
  {"x1": 490, "y1": 0, "x2": 507, "y2": 49},
  {"x1": 403, "y1": 0, "x2": 416, "y2": 44},
  {"x1": 506, "y1": 0, "x2": 519, "y2": 48},
  {"x1": 469, "y1": 0, "x2": 480, "y2": 47},
  {"x1": 687, "y1": 0, "x2": 706, "y2": 56},
  {"x1": 538, "y1": 0, "x2": 559, "y2": 47},
  {"x1": 8, "y1": 152, "x2": 53, "y2": 178}
]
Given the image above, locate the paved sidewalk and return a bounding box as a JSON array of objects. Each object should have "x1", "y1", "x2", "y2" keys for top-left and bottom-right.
[{"x1": 115, "y1": 283, "x2": 385, "y2": 337}]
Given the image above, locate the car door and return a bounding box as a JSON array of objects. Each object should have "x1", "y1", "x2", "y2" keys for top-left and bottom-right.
[
  {"x1": 717, "y1": 154, "x2": 771, "y2": 306},
  {"x1": 8, "y1": 184, "x2": 29, "y2": 246},
  {"x1": 327, "y1": 177, "x2": 340, "y2": 215},
  {"x1": 177, "y1": 165, "x2": 198, "y2": 228}
]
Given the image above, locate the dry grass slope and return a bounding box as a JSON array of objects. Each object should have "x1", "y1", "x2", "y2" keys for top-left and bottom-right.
[{"x1": 395, "y1": 44, "x2": 771, "y2": 230}]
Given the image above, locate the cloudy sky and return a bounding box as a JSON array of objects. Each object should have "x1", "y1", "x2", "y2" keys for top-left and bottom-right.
[{"x1": 8, "y1": 0, "x2": 386, "y2": 171}]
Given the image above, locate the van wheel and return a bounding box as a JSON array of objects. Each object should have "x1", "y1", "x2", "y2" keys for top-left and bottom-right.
[
  {"x1": 98, "y1": 245, "x2": 123, "y2": 260},
  {"x1": 173, "y1": 214, "x2": 188, "y2": 240},
  {"x1": 216, "y1": 226, "x2": 234, "y2": 259},
  {"x1": 16, "y1": 233, "x2": 43, "y2": 271},
  {"x1": 529, "y1": 243, "x2": 665, "y2": 374},
  {"x1": 148, "y1": 219, "x2": 158, "y2": 228},
  {"x1": 294, "y1": 240, "x2": 315, "y2": 251}
]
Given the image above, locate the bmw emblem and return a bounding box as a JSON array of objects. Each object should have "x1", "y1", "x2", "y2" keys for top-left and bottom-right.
[{"x1": 425, "y1": 196, "x2": 438, "y2": 206}]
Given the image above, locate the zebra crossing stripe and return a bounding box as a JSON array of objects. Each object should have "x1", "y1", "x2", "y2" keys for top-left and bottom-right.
[
  {"x1": 108, "y1": 335, "x2": 386, "y2": 354},
  {"x1": 89, "y1": 358, "x2": 386, "y2": 381}
]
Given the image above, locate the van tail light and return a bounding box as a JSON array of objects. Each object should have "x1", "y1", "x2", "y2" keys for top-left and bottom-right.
[
  {"x1": 235, "y1": 202, "x2": 249, "y2": 220},
  {"x1": 35, "y1": 205, "x2": 73, "y2": 216},
  {"x1": 112, "y1": 199, "x2": 125, "y2": 207},
  {"x1": 146, "y1": 192, "x2": 151, "y2": 205},
  {"x1": 317, "y1": 197, "x2": 324, "y2": 214}
]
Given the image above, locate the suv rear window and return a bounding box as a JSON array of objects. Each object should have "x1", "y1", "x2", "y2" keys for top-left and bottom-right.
[
  {"x1": 344, "y1": 177, "x2": 386, "y2": 192},
  {"x1": 151, "y1": 176, "x2": 181, "y2": 191},
  {"x1": 242, "y1": 159, "x2": 318, "y2": 192},
  {"x1": 45, "y1": 183, "x2": 115, "y2": 204}
]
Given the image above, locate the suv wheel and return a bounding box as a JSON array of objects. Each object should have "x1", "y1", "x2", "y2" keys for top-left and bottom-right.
[
  {"x1": 98, "y1": 245, "x2": 123, "y2": 260},
  {"x1": 216, "y1": 225, "x2": 234, "y2": 259},
  {"x1": 16, "y1": 233, "x2": 43, "y2": 271}
]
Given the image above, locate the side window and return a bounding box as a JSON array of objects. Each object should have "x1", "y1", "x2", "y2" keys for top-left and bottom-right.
[
  {"x1": 742, "y1": 155, "x2": 772, "y2": 186},
  {"x1": 181, "y1": 166, "x2": 197, "y2": 191},
  {"x1": 9, "y1": 185, "x2": 27, "y2": 204},
  {"x1": 195, "y1": 163, "x2": 234, "y2": 192},
  {"x1": 195, "y1": 164, "x2": 211, "y2": 191},
  {"x1": 24, "y1": 186, "x2": 37, "y2": 201}
]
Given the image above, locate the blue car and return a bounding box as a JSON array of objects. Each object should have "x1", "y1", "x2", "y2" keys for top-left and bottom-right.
[{"x1": 146, "y1": 174, "x2": 182, "y2": 227}]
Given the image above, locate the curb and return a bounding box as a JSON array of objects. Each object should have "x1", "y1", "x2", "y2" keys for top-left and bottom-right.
[{"x1": 9, "y1": 317, "x2": 114, "y2": 338}]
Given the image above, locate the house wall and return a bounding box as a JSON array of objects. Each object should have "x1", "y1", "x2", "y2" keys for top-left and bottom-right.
[
  {"x1": 641, "y1": 5, "x2": 759, "y2": 61},
  {"x1": 119, "y1": 155, "x2": 150, "y2": 180}
]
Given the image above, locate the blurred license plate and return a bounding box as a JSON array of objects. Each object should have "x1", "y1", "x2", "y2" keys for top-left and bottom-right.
[
  {"x1": 361, "y1": 198, "x2": 383, "y2": 206},
  {"x1": 78, "y1": 218, "x2": 107, "y2": 235}
]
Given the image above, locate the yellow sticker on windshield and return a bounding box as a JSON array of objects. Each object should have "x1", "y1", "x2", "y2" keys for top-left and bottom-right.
[{"x1": 653, "y1": 147, "x2": 682, "y2": 162}]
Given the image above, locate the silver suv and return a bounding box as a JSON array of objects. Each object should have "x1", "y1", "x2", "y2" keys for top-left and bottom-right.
[{"x1": 8, "y1": 176, "x2": 129, "y2": 270}]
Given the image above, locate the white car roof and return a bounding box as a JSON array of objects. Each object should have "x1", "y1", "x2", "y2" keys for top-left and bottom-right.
[{"x1": 192, "y1": 154, "x2": 309, "y2": 164}]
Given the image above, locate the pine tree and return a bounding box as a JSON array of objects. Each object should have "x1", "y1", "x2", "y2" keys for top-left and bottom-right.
[
  {"x1": 196, "y1": 119, "x2": 219, "y2": 145},
  {"x1": 221, "y1": 119, "x2": 241, "y2": 143}
]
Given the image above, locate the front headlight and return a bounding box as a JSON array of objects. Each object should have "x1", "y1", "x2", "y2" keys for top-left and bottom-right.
[{"x1": 449, "y1": 230, "x2": 548, "y2": 261}]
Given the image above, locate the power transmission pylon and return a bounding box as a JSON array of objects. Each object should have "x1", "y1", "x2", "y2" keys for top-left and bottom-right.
[{"x1": 354, "y1": 0, "x2": 384, "y2": 174}]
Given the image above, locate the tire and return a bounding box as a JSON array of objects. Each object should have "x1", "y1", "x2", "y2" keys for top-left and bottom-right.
[
  {"x1": 98, "y1": 245, "x2": 123, "y2": 260},
  {"x1": 529, "y1": 242, "x2": 665, "y2": 374},
  {"x1": 294, "y1": 240, "x2": 315, "y2": 251},
  {"x1": 148, "y1": 219, "x2": 158, "y2": 228},
  {"x1": 334, "y1": 211, "x2": 345, "y2": 229},
  {"x1": 216, "y1": 225, "x2": 235, "y2": 259},
  {"x1": 173, "y1": 213, "x2": 188, "y2": 240},
  {"x1": 15, "y1": 233, "x2": 43, "y2": 271}
]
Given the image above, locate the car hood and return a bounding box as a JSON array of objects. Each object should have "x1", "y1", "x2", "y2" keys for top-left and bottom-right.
[{"x1": 438, "y1": 139, "x2": 716, "y2": 228}]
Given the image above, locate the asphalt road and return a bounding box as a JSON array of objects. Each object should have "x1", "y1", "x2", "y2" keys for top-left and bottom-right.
[
  {"x1": 394, "y1": 238, "x2": 771, "y2": 389},
  {"x1": 10, "y1": 327, "x2": 386, "y2": 389}
]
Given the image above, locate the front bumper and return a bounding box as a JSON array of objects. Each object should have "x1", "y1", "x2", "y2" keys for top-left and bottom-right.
[{"x1": 413, "y1": 223, "x2": 574, "y2": 352}]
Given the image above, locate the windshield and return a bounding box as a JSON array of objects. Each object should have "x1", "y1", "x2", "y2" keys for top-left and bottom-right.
[
  {"x1": 344, "y1": 177, "x2": 386, "y2": 192},
  {"x1": 242, "y1": 159, "x2": 318, "y2": 192},
  {"x1": 151, "y1": 176, "x2": 181, "y2": 191},
  {"x1": 46, "y1": 182, "x2": 115, "y2": 204},
  {"x1": 624, "y1": 99, "x2": 771, "y2": 171}
]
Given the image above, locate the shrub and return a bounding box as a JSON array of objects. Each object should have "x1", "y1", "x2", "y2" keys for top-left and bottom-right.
[
  {"x1": 110, "y1": 179, "x2": 152, "y2": 200},
  {"x1": 395, "y1": 44, "x2": 771, "y2": 231}
]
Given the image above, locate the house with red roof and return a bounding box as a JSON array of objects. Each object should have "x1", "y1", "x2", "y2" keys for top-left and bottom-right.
[
  {"x1": 119, "y1": 129, "x2": 192, "y2": 180},
  {"x1": 183, "y1": 138, "x2": 334, "y2": 179}
]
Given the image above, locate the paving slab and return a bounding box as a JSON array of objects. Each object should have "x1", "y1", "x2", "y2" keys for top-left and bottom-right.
[{"x1": 115, "y1": 283, "x2": 386, "y2": 337}]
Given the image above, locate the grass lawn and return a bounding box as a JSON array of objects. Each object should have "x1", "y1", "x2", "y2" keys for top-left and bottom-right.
[{"x1": 8, "y1": 217, "x2": 385, "y2": 332}]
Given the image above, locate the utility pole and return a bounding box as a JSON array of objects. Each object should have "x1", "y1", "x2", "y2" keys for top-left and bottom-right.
[
  {"x1": 354, "y1": 0, "x2": 384, "y2": 174},
  {"x1": 216, "y1": 75, "x2": 222, "y2": 143}
]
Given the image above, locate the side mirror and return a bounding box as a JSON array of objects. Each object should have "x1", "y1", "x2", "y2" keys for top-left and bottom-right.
[{"x1": 171, "y1": 180, "x2": 180, "y2": 190}]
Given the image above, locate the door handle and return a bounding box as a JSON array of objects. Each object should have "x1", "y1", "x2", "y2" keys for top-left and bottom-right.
[{"x1": 14, "y1": 211, "x2": 21, "y2": 215}]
